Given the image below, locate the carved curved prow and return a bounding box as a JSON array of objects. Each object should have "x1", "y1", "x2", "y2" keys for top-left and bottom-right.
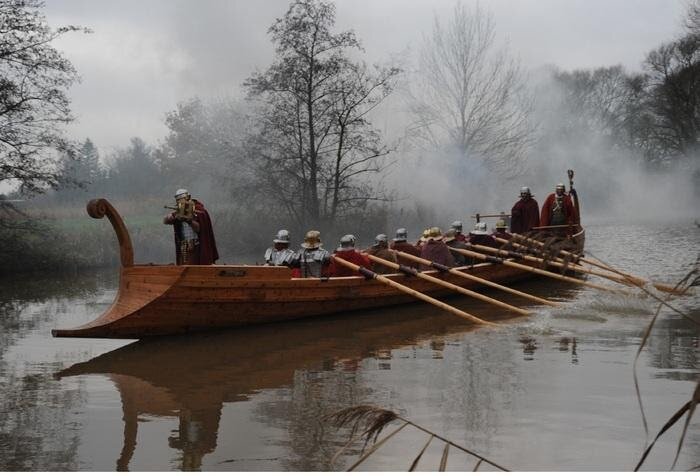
[{"x1": 87, "y1": 198, "x2": 134, "y2": 267}]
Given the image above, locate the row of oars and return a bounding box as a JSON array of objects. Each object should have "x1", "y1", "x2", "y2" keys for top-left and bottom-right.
[{"x1": 332, "y1": 234, "x2": 682, "y2": 327}]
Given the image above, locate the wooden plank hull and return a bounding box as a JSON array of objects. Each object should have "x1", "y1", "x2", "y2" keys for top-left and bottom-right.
[{"x1": 52, "y1": 199, "x2": 585, "y2": 339}]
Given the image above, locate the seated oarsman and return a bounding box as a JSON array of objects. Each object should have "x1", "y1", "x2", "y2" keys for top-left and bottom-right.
[
  {"x1": 264, "y1": 229, "x2": 296, "y2": 266},
  {"x1": 390, "y1": 228, "x2": 421, "y2": 266},
  {"x1": 365, "y1": 234, "x2": 398, "y2": 274},
  {"x1": 444, "y1": 229, "x2": 468, "y2": 266},
  {"x1": 415, "y1": 228, "x2": 430, "y2": 249},
  {"x1": 419, "y1": 227, "x2": 455, "y2": 271},
  {"x1": 492, "y1": 219, "x2": 512, "y2": 241},
  {"x1": 327, "y1": 235, "x2": 371, "y2": 277},
  {"x1": 163, "y1": 188, "x2": 219, "y2": 265},
  {"x1": 467, "y1": 222, "x2": 498, "y2": 248},
  {"x1": 290, "y1": 230, "x2": 331, "y2": 278},
  {"x1": 449, "y1": 220, "x2": 467, "y2": 242}
]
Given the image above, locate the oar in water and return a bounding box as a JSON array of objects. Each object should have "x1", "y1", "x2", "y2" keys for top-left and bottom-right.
[
  {"x1": 364, "y1": 254, "x2": 531, "y2": 316},
  {"x1": 393, "y1": 250, "x2": 560, "y2": 307},
  {"x1": 331, "y1": 256, "x2": 497, "y2": 327},
  {"x1": 508, "y1": 233, "x2": 682, "y2": 295},
  {"x1": 448, "y1": 246, "x2": 632, "y2": 295},
  {"x1": 468, "y1": 242, "x2": 644, "y2": 287}
]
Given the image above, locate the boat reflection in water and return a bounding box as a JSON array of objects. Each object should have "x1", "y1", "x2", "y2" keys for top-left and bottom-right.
[{"x1": 57, "y1": 305, "x2": 493, "y2": 471}]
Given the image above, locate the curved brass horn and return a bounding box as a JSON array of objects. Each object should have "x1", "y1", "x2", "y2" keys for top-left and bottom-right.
[{"x1": 87, "y1": 198, "x2": 134, "y2": 267}]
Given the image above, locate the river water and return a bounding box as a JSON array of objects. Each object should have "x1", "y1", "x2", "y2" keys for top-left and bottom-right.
[{"x1": 0, "y1": 223, "x2": 699, "y2": 471}]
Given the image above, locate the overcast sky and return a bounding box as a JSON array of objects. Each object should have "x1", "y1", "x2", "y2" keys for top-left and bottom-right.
[{"x1": 45, "y1": 0, "x2": 688, "y2": 155}]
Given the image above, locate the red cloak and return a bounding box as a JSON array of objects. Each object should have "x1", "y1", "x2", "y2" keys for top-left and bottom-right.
[
  {"x1": 539, "y1": 193, "x2": 575, "y2": 227},
  {"x1": 510, "y1": 197, "x2": 540, "y2": 234},
  {"x1": 419, "y1": 241, "x2": 455, "y2": 270},
  {"x1": 193, "y1": 200, "x2": 219, "y2": 264},
  {"x1": 327, "y1": 249, "x2": 371, "y2": 277}
]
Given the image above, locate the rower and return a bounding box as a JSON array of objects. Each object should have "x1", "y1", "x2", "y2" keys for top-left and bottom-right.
[
  {"x1": 327, "y1": 235, "x2": 370, "y2": 277},
  {"x1": 444, "y1": 229, "x2": 469, "y2": 266},
  {"x1": 449, "y1": 220, "x2": 467, "y2": 241},
  {"x1": 365, "y1": 234, "x2": 398, "y2": 274},
  {"x1": 390, "y1": 228, "x2": 421, "y2": 266},
  {"x1": 291, "y1": 230, "x2": 330, "y2": 278},
  {"x1": 420, "y1": 227, "x2": 454, "y2": 270},
  {"x1": 264, "y1": 229, "x2": 296, "y2": 266},
  {"x1": 467, "y1": 222, "x2": 498, "y2": 248},
  {"x1": 492, "y1": 219, "x2": 512, "y2": 240}
]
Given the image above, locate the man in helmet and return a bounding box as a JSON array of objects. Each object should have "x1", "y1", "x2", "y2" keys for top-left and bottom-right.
[
  {"x1": 290, "y1": 230, "x2": 330, "y2": 278},
  {"x1": 419, "y1": 227, "x2": 454, "y2": 270},
  {"x1": 467, "y1": 222, "x2": 498, "y2": 248},
  {"x1": 540, "y1": 183, "x2": 576, "y2": 228},
  {"x1": 492, "y1": 219, "x2": 512, "y2": 240},
  {"x1": 163, "y1": 188, "x2": 219, "y2": 265},
  {"x1": 365, "y1": 233, "x2": 398, "y2": 274},
  {"x1": 264, "y1": 229, "x2": 296, "y2": 266},
  {"x1": 449, "y1": 220, "x2": 467, "y2": 242},
  {"x1": 415, "y1": 228, "x2": 430, "y2": 249},
  {"x1": 510, "y1": 186, "x2": 540, "y2": 234},
  {"x1": 390, "y1": 227, "x2": 421, "y2": 266},
  {"x1": 327, "y1": 234, "x2": 371, "y2": 277},
  {"x1": 444, "y1": 229, "x2": 469, "y2": 266}
]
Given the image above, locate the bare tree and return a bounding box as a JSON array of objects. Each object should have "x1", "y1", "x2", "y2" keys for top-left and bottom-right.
[
  {"x1": 0, "y1": 0, "x2": 88, "y2": 196},
  {"x1": 407, "y1": 1, "x2": 534, "y2": 175},
  {"x1": 244, "y1": 0, "x2": 400, "y2": 228}
]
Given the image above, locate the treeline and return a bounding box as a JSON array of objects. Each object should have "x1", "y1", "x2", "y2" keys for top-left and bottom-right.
[{"x1": 2, "y1": 0, "x2": 699, "y2": 274}]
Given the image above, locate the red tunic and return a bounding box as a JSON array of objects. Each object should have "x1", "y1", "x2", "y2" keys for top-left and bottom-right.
[
  {"x1": 467, "y1": 233, "x2": 498, "y2": 248},
  {"x1": 539, "y1": 193, "x2": 576, "y2": 227},
  {"x1": 510, "y1": 197, "x2": 540, "y2": 234},
  {"x1": 327, "y1": 249, "x2": 371, "y2": 277},
  {"x1": 390, "y1": 241, "x2": 421, "y2": 266}
]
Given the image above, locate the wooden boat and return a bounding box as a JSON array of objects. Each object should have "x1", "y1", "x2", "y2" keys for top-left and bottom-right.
[{"x1": 52, "y1": 198, "x2": 585, "y2": 339}]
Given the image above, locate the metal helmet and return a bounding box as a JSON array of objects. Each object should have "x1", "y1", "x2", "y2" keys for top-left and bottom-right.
[
  {"x1": 555, "y1": 183, "x2": 566, "y2": 194},
  {"x1": 475, "y1": 222, "x2": 487, "y2": 232},
  {"x1": 374, "y1": 233, "x2": 388, "y2": 246},
  {"x1": 520, "y1": 186, "x2": 531, "y2": 198},
  {"x1": 273, "y1": 229, "x2": 290, "y2": 244},
  {"x1": 495, "y1": 219, "x2": 507, "y2": 229},
  {"x1": 451, "y1": 220, "x2": 463, "y2": 232},
  {"x1": 428, "y1": 226, "x2": 443, "y2": 240},
  {"x1": 394, "y1": 227, "x2": 408, "y2": 241},
  {"x1": 302, "y1": 230, "x2": 322, "y2": 249},
  {"x1": 444, "y1": 228, "x2": 457, "y2": 243},
  {"x1": 339, "y1": 234, "x2": 356, "y2": 249},
  {"x1": 174, "y1": 188, "x2": 190, "y2": 199}
]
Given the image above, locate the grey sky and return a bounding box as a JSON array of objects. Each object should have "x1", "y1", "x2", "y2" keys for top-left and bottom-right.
[{"x1": 45, "y1": 0, "x2": 688, "y2": 155}]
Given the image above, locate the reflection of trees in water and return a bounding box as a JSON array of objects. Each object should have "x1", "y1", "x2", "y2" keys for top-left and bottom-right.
[
  {"x1": 0, "y1": 269, "x2": 114, "y2": 470},
  {"x1": 645, "y1": 315, "x2": 699, "y2": 381},
  {"x1": 253, "y1": 364, "x2": 372, "y2": 471},
  {"x1": 247, "y1": 328, "x2": 525, "y2": 471},
  {"x1": 0, "y1": 368, "x2": 84, "y2": 470}
]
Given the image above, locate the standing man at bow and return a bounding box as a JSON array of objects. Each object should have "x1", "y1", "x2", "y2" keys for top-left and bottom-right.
[{"x1": 163, "y1": 188, "x2": 219, "y2": 265}]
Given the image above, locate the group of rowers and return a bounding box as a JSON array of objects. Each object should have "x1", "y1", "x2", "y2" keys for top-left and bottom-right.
[
  {"x1": 264, "y1": 220, "x2": 509, "y2": 278},
  {"x1": 264, "y1": 183, "x2": 578, "y2": 278}
]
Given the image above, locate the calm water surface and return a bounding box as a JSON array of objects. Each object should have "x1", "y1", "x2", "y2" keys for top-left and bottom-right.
[{"x1": 1, "y1": 223, "x2": 699, "y2": 471}]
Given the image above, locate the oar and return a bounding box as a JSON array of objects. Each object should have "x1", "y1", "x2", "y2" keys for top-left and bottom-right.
[
  {"x1": 448, "y1": 247, "x2": 632, "y2": 295},
  {"x1": 364, "y1": 254, "x2": 530, "y2": 316},
  {"x1": 393, "y1": 250, "x2": 560, "y2": 307},
  {"x1": 468, "y1": 242, "x2": 644, "y2": 287},
  {"x1": 331, "y1": 256, "x2": 497, "y2": 327},
  {"x1": 508, "y1": 233, "x2": 682, "y2": 294}
]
